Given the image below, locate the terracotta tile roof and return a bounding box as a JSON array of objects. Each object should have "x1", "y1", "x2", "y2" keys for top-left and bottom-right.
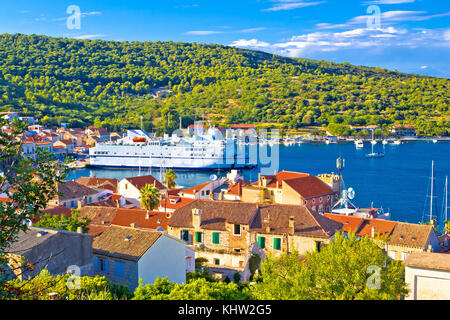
[
  {"x1": 251, "y1": 205, "x2": 342, "y2": 239},
  {"x1": 226, "y1": 180, "x2": 251, "y2": 196},
  {"x1": 160, "y1": 195, "x2": 196, "y2": 211},
  {"x1": 404, "y1": 252, "x2": 450, "y2": 271},
  {"x1": 168, "y1": 200, "x2": 258, "y2": 230},
  {"x1": 0, "y1": 197, "x2": 12, "y2": 203},
  {"x1": 180, "y1": 181, "x2": 212, "y2": 195},
  {"x1": 78, "y1": 206, "x2": 118, "y2": 237},
  {"x1": 76, "y1": 176, "x2": 118, "y2": 192},
  {"x1": 282, "y1": 175, "x2": 335, "y2": 199},
  {"x1": 252, "y1": 171, "x2": 309, "y2": 188},
  {"x1": 230, "y1": 124, "x2": 256, "y2": 129},
  {"x1": 357, "y1": 219, "x2": 397, "y2": 239},
  {"x1": 58, "y1": 139, "x2": 74, "y2": 145},
  {"x1": 93, "y1": 225, "x2": 162, "y2": 262},
  {"x1": 35, "y1": 205, "x2": 72, "y2": 223},
  {"x1": 124, "y1": 174, "x2": 165, "y2": 190},
  {"x1": 56, "y1": 181, "x2": 100, "y2": 201},
  {"x1": 111, "y1": 208, "x2": 169, "y2": 231},
  {"x1": 323, "y1": 213, "x2": 364, "y2": 233},
  {"x1": 167, "y1": 188, "x2": 182, "y2": 196},
  {"x1": 388, "y1": 222, "x2": 434, "y2": 249}
]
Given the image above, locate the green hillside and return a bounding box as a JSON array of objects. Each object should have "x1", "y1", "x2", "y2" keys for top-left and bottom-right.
[{"x1": 0, "y1": 33, "x2": 448, "y2": 136}]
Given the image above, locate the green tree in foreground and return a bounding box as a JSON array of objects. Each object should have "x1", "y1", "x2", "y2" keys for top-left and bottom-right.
[
  {"x1": 252, "y1": 232, "x2": 408, "y2": 300},
  {"x1": 0, "y1": 118, "x2": 71, "y2": 298},
  {"x1": 4, "y1": 269, "x2": 131, "y2": 300},
  {"x1": 132, "y1": 277, "x2": 251, "y2": 300},
  {"x1": 33, "y1": 210, "x2": 91, "y2": 233}
]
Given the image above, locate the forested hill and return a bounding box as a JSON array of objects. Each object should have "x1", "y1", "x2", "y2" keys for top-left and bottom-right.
[{"x1": 0, "y1": 33, "x2": 448, "y2": 136}]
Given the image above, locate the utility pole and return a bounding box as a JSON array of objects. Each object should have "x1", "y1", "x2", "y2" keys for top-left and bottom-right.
[
  {"x1": 430, "y1": 160, "x2": 434, "y2": 224},
  {"x1": 336, "y1": 157, "x2": 345, "y2": 199}
]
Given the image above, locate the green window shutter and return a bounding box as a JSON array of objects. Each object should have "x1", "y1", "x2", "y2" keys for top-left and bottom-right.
[
  {"x1": 195, "y1": 232, "x2": 202, "y2": 242},
  {"x1": 212, "y1": 232, "x2": 220, "y2": 244},
  {"x1": 273, "y1": 238, "x2": 281, "y2": 250},
  {"x1": 258, "y1": 236, "x2": 266, "y2": 249}
]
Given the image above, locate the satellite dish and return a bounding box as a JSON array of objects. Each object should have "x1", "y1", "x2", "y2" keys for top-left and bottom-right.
[
  {"x1": 210, "y1": 174, "x2": 218, "y2": 181},
  {"x1": 347, "y1": 187, "x2": 355, "y2": 200}
]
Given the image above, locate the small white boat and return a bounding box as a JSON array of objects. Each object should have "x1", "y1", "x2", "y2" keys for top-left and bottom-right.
[
  {"x1": 355, "y1": 140, "x2": 364, "y2": 148},
  {"x1": 392, "y1": 140, "x2": 401, "y2": 145},
  {"x1": 382, "y1": 140, "x2": 388, "y2": 145},
  {"x1": 432, "y1": 139, "x2": 438, "y2": 143},
  {"x1": 370, "y1": 140, "x2": 377, "y2": 145}
]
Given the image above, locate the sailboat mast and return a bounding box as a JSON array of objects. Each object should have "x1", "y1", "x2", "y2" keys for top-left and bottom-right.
[{"x1": 430, "y1": 160, "x2": 434, "y2": 223}]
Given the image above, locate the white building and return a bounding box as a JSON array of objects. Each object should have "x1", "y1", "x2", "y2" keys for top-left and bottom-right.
[
  {"x1": 118, "y1": 175, "x2": 166, "y2": 208},
  {"x1": 404, "y1": 252, "x2": 450, "y2": 300}
]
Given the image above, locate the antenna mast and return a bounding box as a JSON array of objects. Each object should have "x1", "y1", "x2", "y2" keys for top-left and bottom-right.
[{"x1": 430, "y1": 160, "x2": 434, "y2": 223}]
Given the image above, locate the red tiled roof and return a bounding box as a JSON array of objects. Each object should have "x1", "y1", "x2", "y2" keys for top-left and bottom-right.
[
  {"x1": 357, "y1": 219, "x2": 397, "y2": 239},
  {"x1": 230, "y1": 124, "x2": 256, "y2": 129},
  {"x1": 226, "y1": 180, "x2": 251, "y2": 196},
  {"x1": 34, "y1": 205, "x2": 72, "y2": 223},
  {"x1": 160, "y1": 195, "x2": 196, "y2": 211},
  {"x1": 124, "y1": 175, "x2": 165, "y2": 190},
  {"x1": 283, "y1": 175, "x2": 335, "y2": 199},
  {"x1": 323, "y1": 213, "x2": 364, "y2": 233},
  {"x1": 0, "y1": 197, "x2": 12, "y2": 203},
  {"x1": 111, "y1": 208, "x2": 169, "y2": 231},
  {"x1": 180, "y1": 181, "x2": 212, "y2": 195}
]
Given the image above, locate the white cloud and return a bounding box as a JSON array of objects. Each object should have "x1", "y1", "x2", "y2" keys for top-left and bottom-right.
[
  {"x1": 420, "y1": 66, "x2": 428, "y2": 69},
  {"x1": 316, "y1": 10, "x2": 450, "y2": 30},
  {"x1": 230, "y1": 28, "x2": 450, "y2": 57},
  {"x1": 231, "y1": 39, "x2": 271, "y2": 48},
  {"x1": 238, "y1": 27, "x2": 266, "y2": 33},
  {"x1": 445, "y1": 30, "x2": 450, "y2": 41},
  {"x1": 263, "y1": 1, "x2": 325, "y2": 12}
]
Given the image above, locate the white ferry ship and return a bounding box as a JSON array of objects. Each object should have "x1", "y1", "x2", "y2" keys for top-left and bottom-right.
[{"x1": 88, "y1": 128, "x2": 257, "y2": 171}]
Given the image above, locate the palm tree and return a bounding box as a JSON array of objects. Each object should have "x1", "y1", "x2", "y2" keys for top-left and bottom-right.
[
  {"x1": 163, "y1": 169, "x2": 177, "y2": 189},
  {"x1": 140, "y1": 184, "x2": 160, "y2": 214}
]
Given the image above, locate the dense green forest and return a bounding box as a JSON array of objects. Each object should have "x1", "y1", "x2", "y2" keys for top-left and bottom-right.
[{"x1": 0, "y1": 33, "x2": 448, "y2": 136}]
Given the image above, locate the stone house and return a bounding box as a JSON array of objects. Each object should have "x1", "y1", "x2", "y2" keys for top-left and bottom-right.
[
  {"x1": 167, "y1": 200, "x2": 342, "y2": 281},
  {"x1": 92, "y1": 225, "x2": 194, "y2": 291},
  {"x1": 49, "y1": 181, "x2": 104, "y2": 209},
  {"x1": 241, "y1": 171, "x2": 339, "y2": 214},
  {"x1": 5, "y1": 226, "x2": 93, "y2": 281}
]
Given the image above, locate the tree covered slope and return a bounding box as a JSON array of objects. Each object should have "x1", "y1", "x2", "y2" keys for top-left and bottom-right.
[{"x1": 0, "y1": 33, "x2": 448, "y2": 135}]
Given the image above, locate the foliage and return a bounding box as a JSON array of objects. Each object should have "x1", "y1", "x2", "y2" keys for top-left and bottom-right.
[
  {"x1": 0, "y1": 34, "x2": 448, "y2": 136},
  {"x1": 252, "y1": 232, "x2": 408, "y2": 300},
  {"x1": 139, "y1": 183, "x2": 160, "y2": 211},
  {"x1": 0, "y1": 118, "x2": 71, "y2": 298},
  {"x1": 163, "y1": 169, "x2": 177, "y2": 189},
  {"x1": 186, "y1": 268, "x2": 217, "y2": 283},
  {"x1": 3, "y1": 269, "x2": 131, "y2": 300},
  {"x1": 132, "y1": 277, "x2": 251, "y2": 300},
  {"x1": 33, "y1": 210, "x2": 90, "y2": 233}
]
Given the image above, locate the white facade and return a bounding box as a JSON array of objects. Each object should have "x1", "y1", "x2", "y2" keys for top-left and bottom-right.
[{"x1": 405, "y1": 266, "x2": 450, "y2": 300}]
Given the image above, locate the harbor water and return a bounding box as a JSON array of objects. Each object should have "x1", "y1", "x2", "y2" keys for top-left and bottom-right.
[{"x1": 67, "y1": 141, "x2": 450, "y2": 227}]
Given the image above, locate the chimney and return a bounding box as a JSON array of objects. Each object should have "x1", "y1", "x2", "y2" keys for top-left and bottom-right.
[
  {"x1": 77, "y1": 200, "x2": 83, "y2": 210},
  {"x1": 145, "y1": 212, "x2": 150, "y2": 219},
  {"x1": 130, "y1": 222, "x2": 137, "y2": 228},
  {"x1": 265, "y1": 226, "x2": 271, "y2": 233},
  {"x1": 76, "y1": 226, "x2": 83, "y2": 234},
  {"x1": 276, "y1": 181, "x2": 280, "y2": 189},
  {"x1": 192, "y1": 208, "x2": 202, "y2": 229},
  {"x1": 258, "y1": 173, "x2": 262, "y2": 187},
  {"x1": 289, "y1": 216, "x2": 295, "y2": 235},
  {"x1": 116, "y1": 200, "x2": 120, "y2": 208},
  {"x1": 371, "y1": 227, "x2": 375, "y2": 238},
  {"x1": 427, "y1": 243, "x2": 433, "y2": 252}
]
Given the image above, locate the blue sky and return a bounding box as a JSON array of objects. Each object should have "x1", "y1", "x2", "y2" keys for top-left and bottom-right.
[{"x1": 1, "y1": 0, "x2": 449, "y2": 77}]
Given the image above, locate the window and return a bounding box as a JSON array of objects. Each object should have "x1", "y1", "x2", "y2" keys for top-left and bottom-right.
[
  {"x1": 258, "y1": 236, "x2": 266, "y2": 249},
  {"x1": 212, "y1": 232, "x2": 220, "y2": 244},
  {"x1": 234, "y1": 224, "x2": 241, "y2": 236},
  {"x1": 389, "y1": 251, "x2": 396, "y2": 259},
  {"x1": 195, "y1": 232, "x2": 203, "y2": 243},
  {"x1": 315, "y1": 241, "x2": 322, "y2": 252},
  {"x1": 273, "y1": 238, "x2": 281, "y2": 250},
  {"x1": 180, "y1": 230, "x2": 189, "y2": 242},
  {"x1": 115, "y1": 261, "x2": 124, "y2": 277},
  {"x1": 96, "y1": 257, "x2": 109, "y2": 274},
  {"x1": 401, "y1": 252, "x2": 407, "y2": 261},
  {"x1": 70, "y1": 200, "x2": 75, "y2": 208},
  {"x1": 214, "y1": 258, "x2": 220, "y2": 265}
]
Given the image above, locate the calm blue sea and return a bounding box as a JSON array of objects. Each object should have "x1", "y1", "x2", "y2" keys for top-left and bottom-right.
[{"x1": 67, "y1": 141, "x2": 450, "y2": 229}]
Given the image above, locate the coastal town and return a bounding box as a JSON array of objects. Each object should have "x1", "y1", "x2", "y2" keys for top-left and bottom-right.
[{"x1": 0, "y1": 111, "x2": 449, "y2": 300}]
